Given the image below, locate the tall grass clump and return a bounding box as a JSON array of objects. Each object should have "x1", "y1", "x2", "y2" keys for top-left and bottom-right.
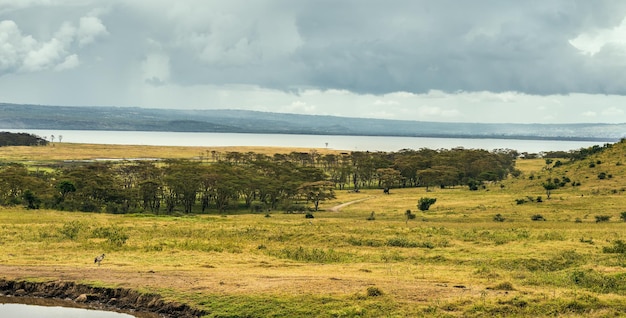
[
  {"x1": 269, "y1": 246, "x2": 347, "y2": 263},
  {"x1": 58, "y1": 220, "x2": 86, "y2": 240},
  {"x1": 92, "y1": 226, "x2": 129, "y2": 247}
]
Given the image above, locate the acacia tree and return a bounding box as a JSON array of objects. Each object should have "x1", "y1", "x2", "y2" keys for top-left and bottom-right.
[
  {"x1": 213, "y1": 165, "x2": 240, "y2": 213},
  {"x1": 163, "y1": 161, "x2": 203, "y2": 213},
  {"x1": 57, "y1": 180, "x2": 76, "y2": 201},
  {"x1": 298, "y1": 181, "x2": 336, "y2": 211},
  {"x1": 139, "y1": 180, "x2": 161, "y2": 213},
  {"x1": 417, "y1": 168, "x2": 441, "y2": 191},
  {"x1": 542, "y1": 181, "x2": 558, "y2": 199},
  {"x1": 376, "y1": 168, "x2": 402, "y2": 192}
]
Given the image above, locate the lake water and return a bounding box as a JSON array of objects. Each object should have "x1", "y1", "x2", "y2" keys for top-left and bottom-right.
[
  {"x1": 2, "y1": 129, "x2": 609, "y2": 153},
  {"x1": 0, "y1": 303, "x2": 134, "y2": 318}
]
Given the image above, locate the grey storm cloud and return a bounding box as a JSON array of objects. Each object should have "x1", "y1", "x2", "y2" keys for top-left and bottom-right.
[
  {"x1": 103, "y1": 0, "x2": 626, "y2": 95},
  {"x1": 2, "y1": 0, "x2": 626, "y2": 119}
]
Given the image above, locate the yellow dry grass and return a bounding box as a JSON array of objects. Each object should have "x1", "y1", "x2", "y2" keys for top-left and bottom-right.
[
  {"x1": 1, "y1": 142, "x2": 626, "y2": 317},
  {"x1": 0, "y1": 143, "x2": 343, "y2": 162}
]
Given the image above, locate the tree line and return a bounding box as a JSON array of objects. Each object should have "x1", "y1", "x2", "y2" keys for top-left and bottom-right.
[
  {"x1": 0, "y1": 148, "x2": 518, "y2": 214},
  {"x1": 0, "y1": 132, "x2": 49, "y2": 147}
]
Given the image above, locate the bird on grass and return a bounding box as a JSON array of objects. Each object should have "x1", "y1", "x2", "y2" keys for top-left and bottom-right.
[{"x1": 94, "y1": 253, "x2": 105, "y2": 266}]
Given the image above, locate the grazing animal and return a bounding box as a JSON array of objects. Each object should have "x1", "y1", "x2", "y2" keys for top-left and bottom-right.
[
  {"x1": 383, "y1": 188, "x2": 390, "y2": 195},
  {"x1": 94, "y1": 253, "x2": 105, "y2": 266}
]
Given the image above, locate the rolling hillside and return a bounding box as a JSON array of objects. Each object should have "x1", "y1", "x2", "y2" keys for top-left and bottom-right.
[{"x1": 1, "y1": 103, "x2": 624, "y2": 141}]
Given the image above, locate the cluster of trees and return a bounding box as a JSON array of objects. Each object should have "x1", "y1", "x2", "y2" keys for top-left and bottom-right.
[
  {"x1": 0, "y1": 147, "x2": 517, "y2": 214},
  {"x1": 0, "y1": 132, "x2": 48, "y2": 147}
]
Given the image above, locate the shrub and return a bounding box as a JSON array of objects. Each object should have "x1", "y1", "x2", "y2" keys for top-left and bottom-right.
[
  {"x1": 386, "y1": 237, "x2": 434, "y2": 249},
  {"x1": 594, "y1": 215, "x2": 611, "y2": 223},
  {"x1": 620, "y1": 211, "x2": 626, "y2": 222},
  {"x1": 488, "y1": 281, "x2": 515, "y2": 291},
  {"x1": 92, "y1": 226, "x2": 129, "y2": 247},
  {"x1": 536, "y1": 196, "x2": 543, "y2": 202},
  {"x1": 22, "y1": 190, "x2": 41, "y2": 209},
  {"x1": 366, "y1": 211, "x2": 376, "y2": 221},
  {"x1": 58, "y1": 221, "x2": 85, "y2": 240},
  {"x1": 305, "y1": 212, "x2": 314, "y2": 219},
  {"x1": 418, "y1": 197, "x2": 437, "y2": 211},
  {"x1": 515, "y1": 198, "x2": 526, "y2": 205},
  {"x1": 272, "y1": 246, "x2": 344, "y2": 263},
  {"x1": 602, "y1": 240, "x2": 626, "y2": 254},
  {"x1": 531, "y1": 214, "x2": 546, "y2": 221},
  {"x1": 570, "y1": 269, "x2": 626, "y2": 294},
  {"x1": 366, "y1": 286, "x2": 383, "y2": 297},
  {"x1": 467, "y1": 180, "x2": 479, "y2": 191},
  {"x1": 493, "y1": 214, "x2": 505, "y2": 222},
  {"x1": 597, "y1": 172, "x2": 607, "y2": 180}
]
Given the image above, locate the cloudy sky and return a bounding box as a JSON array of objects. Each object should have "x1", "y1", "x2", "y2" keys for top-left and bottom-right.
[{"x1": 2, "y1": 1, "x2": 626, "y2": 124}]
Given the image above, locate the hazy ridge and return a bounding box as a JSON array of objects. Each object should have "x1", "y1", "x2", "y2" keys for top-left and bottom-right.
[{"x1": 1, "y1": 103, "x2": 623, "y2": 142}]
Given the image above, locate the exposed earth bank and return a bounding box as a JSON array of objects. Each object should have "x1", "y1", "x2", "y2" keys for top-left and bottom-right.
[{"x1": 0, "y1": 279, "x2": 206, "y2": 318}]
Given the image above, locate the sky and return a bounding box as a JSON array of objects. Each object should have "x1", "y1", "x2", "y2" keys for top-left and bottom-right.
[{"x1": 1, "y1": 1, "x2": 626, "y2": 124}]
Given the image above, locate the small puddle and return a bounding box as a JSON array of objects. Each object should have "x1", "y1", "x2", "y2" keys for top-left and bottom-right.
[{"x1": 0, "y1": 296, "x2": 137, "y2": 317}]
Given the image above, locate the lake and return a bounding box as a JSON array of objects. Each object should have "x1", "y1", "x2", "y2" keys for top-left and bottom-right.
[
  {"x1": 0, "y1": 302, "x2": 134, "y2": 318},
  {"x1": 2, "y1": 129, "x2": 609, "y2": 153}
]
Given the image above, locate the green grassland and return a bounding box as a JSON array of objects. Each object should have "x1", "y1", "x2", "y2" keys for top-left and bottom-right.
[{"x1": 1, "y1": 142, "x2": 625, "y2": 317}]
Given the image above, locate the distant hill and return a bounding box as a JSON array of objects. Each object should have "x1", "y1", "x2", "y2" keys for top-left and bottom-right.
[{"x1": 1, "y1": 103, "x2": 624, "y2": 142}]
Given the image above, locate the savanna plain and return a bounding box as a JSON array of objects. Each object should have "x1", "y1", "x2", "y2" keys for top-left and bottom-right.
[{"x1": 1, "y1": 142, "x2": 625, "y2": 317}]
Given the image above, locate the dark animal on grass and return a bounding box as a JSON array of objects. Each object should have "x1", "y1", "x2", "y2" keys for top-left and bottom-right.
[
  {"x1": 383, "y1": 188, "x2": 390, "y2": 195},
  {"x1": 94, "y1": 253, "x2": 105, "y2": 266}
]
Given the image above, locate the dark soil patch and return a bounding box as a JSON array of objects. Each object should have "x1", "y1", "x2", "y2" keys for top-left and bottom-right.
[{"x1": 0, "y1": 279, "x2": 207, "y2": 318}]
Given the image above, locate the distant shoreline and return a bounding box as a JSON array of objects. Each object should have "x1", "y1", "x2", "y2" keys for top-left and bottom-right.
[
  {"x1": 2, "y1": 128, "x2": 618, "y2": 143},
  {"x1": 2, "y1": 103, "x2": 625, "y2": 143}
]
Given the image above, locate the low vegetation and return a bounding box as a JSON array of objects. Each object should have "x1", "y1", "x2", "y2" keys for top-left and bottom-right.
[{"x1": 0, "y1": 140, "x2": 625, "y2": 317}]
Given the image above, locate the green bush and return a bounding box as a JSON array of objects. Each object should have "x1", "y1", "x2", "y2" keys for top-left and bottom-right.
[
  {"x1": 594, "y1": 215, "x2": 611, "y2": 223},
  {"x1": 570, "y1": 269, "x2": 626, "y2": 294},
  {"x1": 418, "y1": 197, "x2": 437, "y2": 211},
  {"x1": 489, "y1": 281, "x2": 515, "y2": 291},
  {"x1": 92, "y1": 226, "x2": 129, "y2": 247},
  {"x1": 620, "y1": 211, "x2": 626, "y2": 222},
  {"x1": 386, "y1": 237, "x2": 434, "y2": 249},
  {"x1": 272, "y1": 246, "x2": 345, "y2": 263},
  {"x1": 531, "y1": 214, "x2": 546, "y2": 221},
  {"x1": 366, "y1": 286, "x2": 383, "y2": 297},
  {"x1": 602, "y1": 240, "x2": 626, "y2": 254},
  {"x1": 58, "y1": 221, "x2": 85, "y2": 240},
  {"x1": 493, "y1": 214, "x2": 505, "y2": 222}
]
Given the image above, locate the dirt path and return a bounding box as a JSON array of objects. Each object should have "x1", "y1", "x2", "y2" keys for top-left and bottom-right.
[{"x1": 328, "y1": 196, "x2": 377, "y2": 212}]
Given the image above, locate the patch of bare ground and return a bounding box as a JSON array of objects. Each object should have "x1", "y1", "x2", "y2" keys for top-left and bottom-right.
[
  {"x1": 0, "y1": 264, "x2": 493, "y2": 316},
  {"x1": 328, "y1": 196, "x2": 377, "y2": 212}
]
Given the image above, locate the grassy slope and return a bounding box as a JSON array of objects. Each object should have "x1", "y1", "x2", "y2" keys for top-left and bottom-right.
[{"x1": 1, "y1": 142, "x2": 625, "y2": 317}]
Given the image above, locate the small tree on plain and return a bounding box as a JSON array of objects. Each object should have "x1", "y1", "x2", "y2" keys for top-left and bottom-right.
[
  {"x1": 405, "y1": 209, "x2": 415, "y2": 224},
  {"x1": 542, "y1": 182, "x2": 558, "y2": 199}
]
